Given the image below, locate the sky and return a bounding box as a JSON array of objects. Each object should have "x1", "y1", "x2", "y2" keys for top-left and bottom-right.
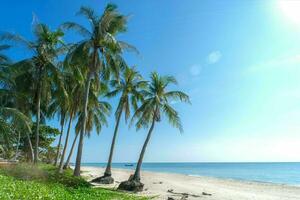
[{"x1": 1, "y1": 0, "x2": 300, "y2": 162}]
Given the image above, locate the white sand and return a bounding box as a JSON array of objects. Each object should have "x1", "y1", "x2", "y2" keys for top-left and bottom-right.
[{"x1": 80, "y1": 166, "x2": 300, "y2": 200}]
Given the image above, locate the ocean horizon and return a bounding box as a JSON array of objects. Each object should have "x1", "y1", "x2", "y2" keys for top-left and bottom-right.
[{"x1": 79, "y1": 162, "x2": 300, "y2": 186}]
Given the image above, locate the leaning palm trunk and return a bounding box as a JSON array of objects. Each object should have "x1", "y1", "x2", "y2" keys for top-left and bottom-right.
[
  {"x1": 132, "y1": 119, "x2": 155, "y2": 181},
  {"x1": 118, "y1": 119, "x2": 155, "y2": 192},
  {"x1": 13, "y1": 131, "x2": 21, "y2": 161},
  {"x1": 73, "y1": 72, "x2": 92, "y2": 176},
  {"x1": 63, "y1": 132, "x2": 79, "y2": 169},
  {"x1": 34, "y1": 83, "x2": 41, "y2": 164},
  {"x1": 25, "y1": 131, "x2": 34, "y2": 162},
  {"x1": 92, "y1": 111, "x2": 122, "y2": 184},
  {"x1": 105, "y1": 112, "x2": 122, "y2": 176},
  {"x1": 58, "y1": 111, "x2": 74, "y2": 173},
  {"x1": 54, "y1": 119, "x2": 65, "y2": 166}
]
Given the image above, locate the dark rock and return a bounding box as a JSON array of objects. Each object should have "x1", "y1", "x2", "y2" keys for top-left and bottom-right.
[
  {"x1": 167, "y1": 197, "x2": 175, "y2": 200},
  {"x1": 91, "y1": 175, "x2": 114, "y2": 184},
  {"x1": 202, "y1": 192, "x2": 212, "y2": 196},
  {"x1": 167, "y1": 189, "x2": 174, "y2": 193},
  {"x1": 118, "y1": 180, "x2": 144, "y2": 192}
]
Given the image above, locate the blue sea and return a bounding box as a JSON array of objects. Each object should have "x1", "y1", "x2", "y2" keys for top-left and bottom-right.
[{"x1": 81, "y1": 162, "x2": 300, "y2": 186}]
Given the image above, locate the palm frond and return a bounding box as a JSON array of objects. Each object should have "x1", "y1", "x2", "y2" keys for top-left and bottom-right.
[
  {"x1": 77, "y1": 6, "x2": 98, "y2": 26},
  {"x1": 162, "y1": 104, "x2": 183, "y2": 133},
  {"x1": 165, "y1": 91, "x2": 191, "y2": 104},
  {"x1": 61, "y1": 22, "x2": 92, "y2": 37},
  {"x1": 0, "y1": 32, "x2": 34, "y2": 50}
]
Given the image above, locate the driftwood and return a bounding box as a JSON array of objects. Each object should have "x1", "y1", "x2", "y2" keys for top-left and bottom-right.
[
  {"x1": 202, "y1": 192, "x2": 212, "y2": 196},
  {"x1": 167, "y1": 189, "x2": 201, "y2": 198}
]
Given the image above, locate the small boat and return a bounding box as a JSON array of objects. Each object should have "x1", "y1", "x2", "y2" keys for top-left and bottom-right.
[{"x1": 124, "y1": 163, "x2": 134, "y2": 167}]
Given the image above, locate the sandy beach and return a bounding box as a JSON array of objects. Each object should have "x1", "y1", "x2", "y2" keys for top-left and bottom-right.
[{"x1": 80, "y1": 166, "x2": 300, "y2": 200}]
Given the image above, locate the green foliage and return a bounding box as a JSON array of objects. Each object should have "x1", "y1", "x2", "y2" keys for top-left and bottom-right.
[
  {"x1": 0, "y1": 4, "x2": 189, "y2": 194},
  {"x1": 132, "y1": 72, "x2": 190, "y2": 132},
  {"x1": 0, "y1": 164, "x2": 147, "y2": 200},
  {"x1": 0, "y1": 107, "x2": 32, "y2": 160},
  {"x1": 0, "y1": 175, "x2": 147, "y2": 200},
  {"x1": 107, "y1": 66, "x2": 147, "y2": 122},
  {"x1": 0, "y1": 163, "x2": 48, "y2": 181},
  {"x1": 11, "y1": 124, "x2": 61, "y2": 162},
  {"x1": 0, "y1": 163, "x2": 91, "y2": 188}
]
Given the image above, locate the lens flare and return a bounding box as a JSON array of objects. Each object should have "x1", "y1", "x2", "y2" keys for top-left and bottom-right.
[{"x1": 278, "y1": 0, "x2": 300, "y2": 25}]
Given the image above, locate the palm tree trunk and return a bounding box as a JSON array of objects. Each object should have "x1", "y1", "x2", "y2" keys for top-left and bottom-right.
[
  {"x1": 73, "y1": 72, "x2": 92, "y2": 176},
  {"x1": 63, "y1": 132, "x2": 79, "y2": 169},
  {"x1": 14, "y1": 131, "x2": 21, "y2": 161},
  {"x1": 25, "y1": 130, "x2": 34, "y2": 162},
  {"x1": 132, "y1": 119, "x2": 155, "y2": 181},
  {"x1": 54, "y1": 118, "x2": 65, "y2": 166},
  {"x1": 58, "y1": 111, "x2": 74, "y2": 173},
  {"x1": 104, "y1": 111, "x2": 122, "y2": 177},
  {"x1": 34, "y1": 84, "x2": 41, "y2": 164}
]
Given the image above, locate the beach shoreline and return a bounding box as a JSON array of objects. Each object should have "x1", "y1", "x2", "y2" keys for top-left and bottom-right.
[{"x1": 79, "y1": 166, "x2": 300, "y2": 200}]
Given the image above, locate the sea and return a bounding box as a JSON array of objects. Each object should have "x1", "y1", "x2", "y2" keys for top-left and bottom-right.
[{"x1": 81, "y1": 162, "x2": 300, "y2": 186}]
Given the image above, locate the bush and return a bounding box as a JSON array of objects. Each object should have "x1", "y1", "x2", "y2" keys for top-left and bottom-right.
[
  {"x1": 0, "y1": 163, "x2": 91, "y2": 188},
  {"x1": 0, "y1": 163, "x2": 47, "y2": 181},
  {"x1": 0, "y1": 163, "x2": 148, "y2": 200},
  {"x1": 0, "y1": 174, "x2": 147, "y2": 200}
]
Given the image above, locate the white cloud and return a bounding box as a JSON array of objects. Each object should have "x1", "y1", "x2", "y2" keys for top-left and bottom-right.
[
  {"x1": 248, "y1": 54, "x2": 300, "y2": 72},
  {"x1": 207, "y1": 51, "x2": 222, "y2": 64},
  {"x1": 189, "y1": 64, "x2": 201, "y2": 76}
]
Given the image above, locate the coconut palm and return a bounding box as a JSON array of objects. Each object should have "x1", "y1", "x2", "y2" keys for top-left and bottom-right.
[
  {"x1": 57, "y1": 73, "x2": 84, "y2": 173},
  {"x1": 60, "y1": 82, "x2": 111, "y2": 171},
  {"x1": 62, "y1": 4, "x2": 136, "y2": 176},
  {"x1": 0, "y1": 45, "x2": 12, "y2": 90},
  {"x1": 92, "y1": 67, "x2": 146, "y2": 184},
  {"x1": 0, "y1": 85, "x2": 35, "y2": 162},
  {"x1": 61, "y1": 62, "x2": 87, "y2": 170},
  {"x1": 0, "y1": 23, "x2": 67, "y2": 164},
  {"x1": 0, "y1": 107, "x2": 32, "y2": 160},
  {"x1": 50, "y1": 66, "x2": 79, "y2": 167},
  {"x1": 118, "y1": 72, "x2": 190, "y2": 192},
  {"x1": 0, "y1": 47, "x2": 35, "y2": 161},
  {"x1": 0, "y1": 45, "x2": 11, "y2": 66},
  {"x1": 58, "y1": 76, "x2": 111, "y2": 173},
  {"x1": 52, "y1": 108, "x2": 67, "y2": 166},
  {"x1": 62, "y1": 132, "x2": 78, "y2": 169}
]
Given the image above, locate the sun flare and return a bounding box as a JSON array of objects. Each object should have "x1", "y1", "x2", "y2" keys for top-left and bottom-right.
[{"x1": 278, "y1": 0, "x2": 300, "y2": 25}]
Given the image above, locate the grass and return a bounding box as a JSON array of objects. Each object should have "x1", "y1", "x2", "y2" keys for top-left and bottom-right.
[{"x1": 0, "y1": 163, "x2": 148, "y2": 200}]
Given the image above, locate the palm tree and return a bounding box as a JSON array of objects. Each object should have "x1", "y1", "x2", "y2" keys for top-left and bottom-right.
[
  {"x1": 0, "y1": 23, "x2": 67, "y2": 164},
  {"x1": 60, "y1": 60, "x2": 89, "y2": 170},
  {"x1": 57, "y1": 72, "x2": 84, "y2": 173},
  {"x1": 92, "y1": 67, "x2": 146, "y2": 184},
  {"x1": 0, "y1": 107, "x2": 32, "y2": 160},
  {"x1": 61, "y1": 82, "x2": 111, "y2": 171},
  {"x1": 0, "y1": 45, "x2": 11, "y2": 66},
  {"x1": 0, "y1": 84, "x2": 35, "y2": 162},
  {"x1": 0, "y1": 45, "x2": 35, "y2": 161},
  {"x1": 53, "y1": 109, "x2": 67, "y2": 166},
  {"x1": 58, "y1": 76, "x2": 111, "y2": 173},
  {"x1": 118, "y1": 72, "x2": 190, "y2": 192},
  {"x1": 0, "y1": 44, "x2": 12, "y2": 90},
  {"x1": 62, "y1": 131, "x2": 78, "y2": 169},
  {"x1": 62, "y1": 4, "x2": 136, "y2": 176}
]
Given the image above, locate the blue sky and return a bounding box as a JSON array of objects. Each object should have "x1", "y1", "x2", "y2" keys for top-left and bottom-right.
[{"x1": 1, "y1": 0, "x2": 300, "y2": 162}]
